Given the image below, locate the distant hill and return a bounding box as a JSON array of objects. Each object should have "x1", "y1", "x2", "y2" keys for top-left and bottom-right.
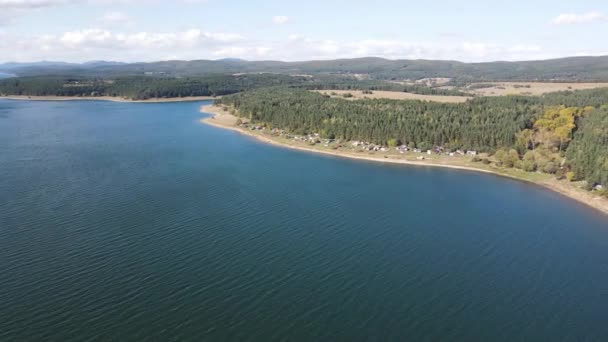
[
  {"x1": 0, "y1": 61, "x2": 124, "y2": 76},
  {"x1": 2, "y1": 56, "x2": 608, "y2": 81},
  {"x1": 0, "y1": 61, "x2": 75, "y2": 70},
  {"x1": 82, "y1": 61, "x2": 127, "y2": 67}
]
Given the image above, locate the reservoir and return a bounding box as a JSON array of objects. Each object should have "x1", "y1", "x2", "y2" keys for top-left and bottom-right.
[{"x1": 1, "y1": 99, "x2": 607, "y2": 340}]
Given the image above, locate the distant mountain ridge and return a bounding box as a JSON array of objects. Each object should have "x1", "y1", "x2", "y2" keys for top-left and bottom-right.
[
  {"x1": 0, "y1": 61, "x2": 75, "y2": 70},
  {"x1": 2, "y1": 56, "x2": 608, "y2": 81}
]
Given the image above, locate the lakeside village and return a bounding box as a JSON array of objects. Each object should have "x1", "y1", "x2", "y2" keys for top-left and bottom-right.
[{"x1": 239, "y1": 121, "x2": 479, "y2": 160}]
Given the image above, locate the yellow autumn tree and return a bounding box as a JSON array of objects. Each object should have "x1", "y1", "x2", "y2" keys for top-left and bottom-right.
[{"x1": 533, "y1": 106, "x2": 591, "y2": 152}]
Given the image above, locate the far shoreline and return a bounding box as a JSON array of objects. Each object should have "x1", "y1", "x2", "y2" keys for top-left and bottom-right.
[
  {"x1": 0, "y1": 95, "x2": 217, "y2": 103},
  {"x1": 200, "y1": 104, "x2": 608, "y2": 217}
]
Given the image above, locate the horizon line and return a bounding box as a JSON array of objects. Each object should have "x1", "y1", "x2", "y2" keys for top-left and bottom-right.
[{"x1": 2, "y1": 54, "x2": 608, "y2": 66}]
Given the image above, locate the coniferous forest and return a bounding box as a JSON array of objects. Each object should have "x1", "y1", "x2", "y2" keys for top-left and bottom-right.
[
  {"x1": 566, "y1": 107, "x2": 608, "y2": 188},
  {"x1": 0, "y1": 74, "x2": 309, "y2": 99}
]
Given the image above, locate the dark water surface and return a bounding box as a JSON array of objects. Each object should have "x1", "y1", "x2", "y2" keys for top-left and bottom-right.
[{"x1": 1, "y1": 99, "x2": 607, "y2": 341}]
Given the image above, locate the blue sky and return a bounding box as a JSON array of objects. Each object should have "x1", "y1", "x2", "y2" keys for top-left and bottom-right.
[{"x1": 0, "y1": 0, "x2": 607, "y2": 62}]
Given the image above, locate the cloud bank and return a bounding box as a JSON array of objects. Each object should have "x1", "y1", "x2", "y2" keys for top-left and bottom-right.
[
  {"x1": 552, "y1": 12, "x2": 608, "y2": 25},
  {"x1": 0, "y1": 27, "x2": 568, "y2": 63},
  {"x1": 272, "y1": 16, "x2": 289, "y2": 25}
]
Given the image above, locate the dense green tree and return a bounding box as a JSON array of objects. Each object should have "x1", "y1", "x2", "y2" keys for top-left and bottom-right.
[
  {"x1": 217, "y1": 88, "x2": 551, "y2": 152},
  {"x1": 566, "y1": 107, "x2": 608, "y2": 187}
]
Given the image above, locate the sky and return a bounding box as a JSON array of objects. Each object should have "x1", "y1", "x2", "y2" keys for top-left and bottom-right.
[{"x1": 0, "y1": 0, "x2": 607, "y2": 63}]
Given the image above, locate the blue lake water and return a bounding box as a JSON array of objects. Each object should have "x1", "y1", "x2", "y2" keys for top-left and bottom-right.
[{"x1": 0, "y1": 99, "x2": 607, "y2": 341}]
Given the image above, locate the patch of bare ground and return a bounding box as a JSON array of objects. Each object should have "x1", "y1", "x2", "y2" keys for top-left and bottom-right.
[
  {"x1": 468, "y1": 82, "x2": 608, "y2": 96},
  {"x1": 312, "y1": 90, "x2": 471, "y2": 103}
]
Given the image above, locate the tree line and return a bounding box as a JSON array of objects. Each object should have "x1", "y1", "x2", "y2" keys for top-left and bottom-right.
[
  {"x1": 0, "y1": 74, "x2": 310, "y2": 100},
  {"x1": 0, "y1": 74, "x2": 471, "y2": 99}
]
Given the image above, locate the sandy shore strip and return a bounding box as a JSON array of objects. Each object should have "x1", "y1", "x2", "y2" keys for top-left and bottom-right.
[
  {"x1": 200, "y1": 104, "x2": 608, "y2": 216},
  {"x1": 0, "y1": 95, "x2": 217, "y2": 103}
]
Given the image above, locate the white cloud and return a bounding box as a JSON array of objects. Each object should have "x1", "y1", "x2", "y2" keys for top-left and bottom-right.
[
  {"x1": 212, "y1": 46, "x2": 247, "y2": 57},
  {"x1": 0, "y1": 0, "x2": 71, "y2": 9},
  {"x1": 272, "y1": 15, "x2": 289, "y2": 25},
  {"x1": 202, "y1": 31, "x2": 244, "y2": 43},
  {"x1": 575, "y1": 51, "x2": 608, "y2": 57},
  {"x1": 0, "y1": 28, "x2": 602, "y2": 63},
  {"x1": 552, "y1": 12, "x2": 607, "y2": 25},
  {"x1": 275, "y1": 38, "x2": 549, "y2": 62},
  {"x1": 255, "y1": 47, "x2": 272, "y2": 56},
  {"x1": 210, "y1": 37, "x2": 553, "y2": 62},
  {"x1": 59, "y1": 28, "x2": 244, "y2": 48},
  {"x1": 60, "y1": 29, "x2": 112, "y2": 47},
  {"x1": 0, "y1": 28, "x2": 248, "y2": 62}
]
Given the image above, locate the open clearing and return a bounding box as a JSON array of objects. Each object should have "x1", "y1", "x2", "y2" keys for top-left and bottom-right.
[
  {"x1": 468, "y1": 82, "x2": 608, "y2": 96},
  {"x1": 312, "y1": 90, "x2": 471, "y2": 103}
]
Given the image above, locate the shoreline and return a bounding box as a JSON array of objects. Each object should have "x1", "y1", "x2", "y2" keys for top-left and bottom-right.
[
  {"x1": 0, "y1": 95, "x2": 217, "y2": 103},
  {"x1": 200, "y1": 104, "x2": 608, "y2": 217}
]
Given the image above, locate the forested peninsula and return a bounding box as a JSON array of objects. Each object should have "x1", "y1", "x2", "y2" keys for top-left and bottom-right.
[{"x1": 208, "y1": 87, "x2": 608, "y2": 214}]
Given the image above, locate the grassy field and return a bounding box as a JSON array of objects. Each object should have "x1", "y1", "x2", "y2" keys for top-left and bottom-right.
[
  {"x1": 312, "y1": 90, "x2": 471, "y2": 103},
  {"x1": 467, "y1": 82, "x2": 608, "y2": 96}
]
